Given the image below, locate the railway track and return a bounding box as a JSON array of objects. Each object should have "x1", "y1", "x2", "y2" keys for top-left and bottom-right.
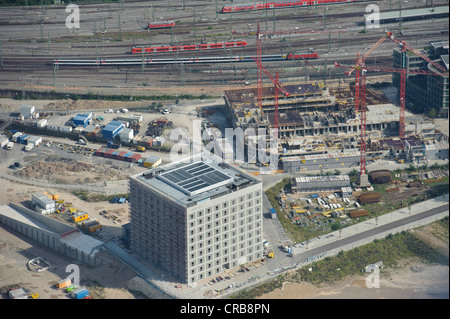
[{"x1": 0, "y1": 0, "x2": 447, "y2": 89}]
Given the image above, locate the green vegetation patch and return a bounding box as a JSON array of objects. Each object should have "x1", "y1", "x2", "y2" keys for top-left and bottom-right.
[{"x1": 72, "y1": 190, "x2": 128, "y2": 202}]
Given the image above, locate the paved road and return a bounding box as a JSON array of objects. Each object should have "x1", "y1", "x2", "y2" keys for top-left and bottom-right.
[
  {"x1": 293, "y1": 204, "x2": 449, "y2": 264},
  {"x1": 214, "y1": 200, "x2": 449, "y2": 299}
]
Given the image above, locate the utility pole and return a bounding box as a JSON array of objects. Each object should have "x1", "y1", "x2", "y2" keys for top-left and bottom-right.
[
  {"x1": 272, "y1": 8, "x2": 276, "y2": 31},
  {"x1": 193, "y1": 7, "x2": 197, "y2": 39},
  {"x1": 21, "y1": 68, "x2": 25, "y2": 100},
  {"x1": 142, "y1": 48, "x2": 145, "y2": 72},
  {"x1": 40, "y1": 14, "x2": 44, "y2": 42},
  {"x1": 0, "y1": 36, "x2": 3, "y2": 67},
  {"x1": 52, "y1": 63, "x2": 56, "y2": 86},
  {"x1": 118, "y1": 14, "x2": 122, "y2": 41},
  {"x1": 48, "y1": 32, "x2": 51, "y2": 53},
  {"x1": 338, "y1": 32, "x2": 341, "y2": 51},
  {"x1": 264, "y1": 1, "x2": 268, "y2": 31},
  {"x1": 229, "y1": 11, "x2": 233, "y2": 39},
  {"x1": 328, "y1": 33, "x2": 331, "y2": 53},
  {"x1": 215, "y1": 0, "x2": 218, "y2": 18}
]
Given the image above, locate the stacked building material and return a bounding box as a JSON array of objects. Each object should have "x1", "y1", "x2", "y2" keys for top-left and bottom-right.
[
  {"x1": 369, "y1": 170, "x2": 393, "y2": 184},
  {"x1": 349, "y1": 210, "x2": 369, "y2": 218},
  {"x1": 358, "y1": 192, "x2": 381, "y2": 204}
]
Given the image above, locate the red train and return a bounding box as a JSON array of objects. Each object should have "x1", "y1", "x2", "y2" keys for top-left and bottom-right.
[
  {"x1": 148, "y1": 21, "x2": 175, "y2": 29},
  {"x1": 287, "y1": 51, "x2": 319, "y2": 59},
  {"x1": 131, "y1": 40, "x2": 247, "y2": 54},
  {"x1": 222, "y1": 0, "x2": 367, "y2": 13}
]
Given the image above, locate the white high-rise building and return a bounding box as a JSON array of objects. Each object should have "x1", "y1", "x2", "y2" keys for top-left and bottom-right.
[{"x1": 129, "y1": 155, "x2": 263, "y2": 284}]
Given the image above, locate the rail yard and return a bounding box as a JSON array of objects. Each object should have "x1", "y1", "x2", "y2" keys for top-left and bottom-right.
[{"x1": 0, "y1": 0, "x2": 448, "y2": 303}]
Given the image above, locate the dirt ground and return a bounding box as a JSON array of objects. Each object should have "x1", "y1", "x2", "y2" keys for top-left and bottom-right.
[
  {"x1": 12, "y1": 157, "x2": 129, "y2": 184},
  {"x1": 258, "y1": 261, "x2": 449, "y2": 299},
  {"x1": 0, "y1": 225, "x2": 138, "y2": 299}
]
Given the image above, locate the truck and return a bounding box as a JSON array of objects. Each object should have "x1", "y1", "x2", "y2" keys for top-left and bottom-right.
[
  {"x1": 25, "y1": 144, "x2": 34, "y2": 152},
  {"x1": 6, "y1": 142, "x2": 14, "y2": 150},
  {"x1": 107, "y1": 141, "x2": 121, "y2": 149}
]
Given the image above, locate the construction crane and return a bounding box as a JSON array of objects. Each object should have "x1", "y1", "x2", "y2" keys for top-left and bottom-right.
[
  {"x1": 339, "y1": 31, "x2": 448, "y2": 137},
  {"x1": 252, "y1": 57, "x2": 290, "y2": 138},
  {"x1": 346, "y1": 33, "x2": 392, "y2": 112},
  {"x1": 335, "y1": 61, "x2": 445, "y2": 180},
  {"x1": 232, "y1": 23, "x2": 346, "y2": 136},
  {"x1": 333, "y1": 33, "x2": 390, "y2": 183}
]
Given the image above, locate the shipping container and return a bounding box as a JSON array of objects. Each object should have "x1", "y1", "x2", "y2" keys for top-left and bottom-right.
[
  {"x1": 143, "y1": 156, "x2": 162, "y2": 168},
  {"x1": 71, "y1": 288, "x2": 89, "y2": 299},
  {"x1": 349, "y1": 210, "x2": 369, "y2": 218},
  {"x1": 116, "y1": 151, "x2": 128, "y2": 161},
  {"x1": 32, "y1": 192, "x2": 56, "y2": 210},
  {"x1": 72, "y1": 212, "x2": 89, "y2": 223},
  {"x1": 59, "y1": 126, "x2": 73, "y2": 132},
  {"x1": 104, "y1": 149, "x2": 116, "y2": 158},
  {"x1": 20, "y1": 105, "x2": 35, "y2": 119},
  {"x1": 56, "y1": 279, "x2": 72, "y2": 289},
  {"x1": 19, "y1": 135, "x2": 29, "y2": 144},
  {"x1": 12, "y1": 132, "x2": 23, "y2": 142},
  {"x1": 270, "y1": 208, "x2": 277, "y2": 219},
  {"x1": 107, "y1": 141, "x2": 121, "y2": 149},
  {"x1": 128, "y1": 153, "x2": 141, "y2": 163},
  {"x1": 36, "y1": 119, "x2": 48, "y2": 128},
  {"x1": 0, "y1": 137, "x2": 9, "y2": 148}
]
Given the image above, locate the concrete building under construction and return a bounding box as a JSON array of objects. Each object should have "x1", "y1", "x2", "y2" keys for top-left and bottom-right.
[{"x1": 223, "y1": 83, "x2": 436, "y2": 141}]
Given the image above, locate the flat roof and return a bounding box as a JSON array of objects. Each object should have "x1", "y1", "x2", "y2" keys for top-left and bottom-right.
[
  {"x1": 365, "y1": 6, "x2": 449, "y2": 20},
  {"x1": 132, "y1": 155, "x2": 260, "y2": 207},
  {"x1": 158, "y1": 161, "x2": 233, "y2": 196},
  {"x1": 295, "y1": 175, "x2": 350, "y2": 184},
  {"x1": 366, "y1": 104, "x2": 414, "y2": 123},
  {"x1": 60, "y1": 230, "x2": 103, "y2": 256},
  {"x1": 0, "y1": 205, "x2": 59, "y2": 234},
  {"x1": 32, "y1": 192, "x2": 55, "y2": 206}
]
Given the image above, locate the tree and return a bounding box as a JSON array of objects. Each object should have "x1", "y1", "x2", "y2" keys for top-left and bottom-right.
[{"x1": 427, "y1": 108, "x2": 437, "y2": 118}]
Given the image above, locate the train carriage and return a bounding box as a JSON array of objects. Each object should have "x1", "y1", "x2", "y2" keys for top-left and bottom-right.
[
  {"x1": 287, "y1": 51, "x2": 319, "y2": 59},
  {"x1": 53, "y1": 50, "x2": 319, "y2": 66},
  {"x1": 148, "y1": 21, "x2": 175, "y2": 29},
  {"x1": 131, "y1": 40, "x2": 247, "y2": 54},
  {"x1": 222, "y1": 0, "x2": 363, "y2": 13}
]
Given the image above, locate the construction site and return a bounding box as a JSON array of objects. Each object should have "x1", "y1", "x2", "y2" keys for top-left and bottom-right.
[
  {"x1": 0, "y1": 0, "x2": 448, "y2": 301},
  {"x1": 220, "y1": 27, "x2": 449, "y2": 188}
]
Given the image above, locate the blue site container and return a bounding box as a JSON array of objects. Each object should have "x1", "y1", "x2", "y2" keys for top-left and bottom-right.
[
  {"x1": 20, "y1": 135, "x2": 29, "y2": 144},
  {"x1": 72, "y1": 288, "x2": 89, "y2": 299}
]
